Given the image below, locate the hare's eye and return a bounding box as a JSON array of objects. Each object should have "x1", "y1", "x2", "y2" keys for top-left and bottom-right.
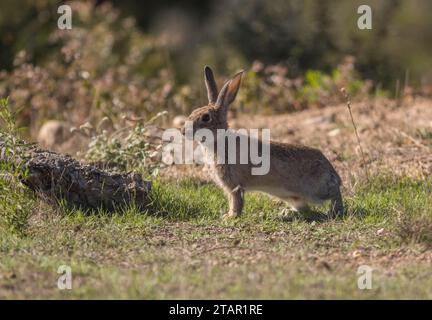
[{"x1": 201, "y1": 113, "x2": 211, "y2": 123}]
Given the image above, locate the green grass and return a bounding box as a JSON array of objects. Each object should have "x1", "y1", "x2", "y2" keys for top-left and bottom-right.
[{"x1": 0, "y1": 175, "x2": 431, "y2": 299}]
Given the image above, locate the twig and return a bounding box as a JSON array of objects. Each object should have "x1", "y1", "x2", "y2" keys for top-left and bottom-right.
[
  {"x1": 340, "y1": 88, "x2": 370, "y2": 182},
  {"x1": 390, "y1": 128, "x2": 430, "y2": 150}
]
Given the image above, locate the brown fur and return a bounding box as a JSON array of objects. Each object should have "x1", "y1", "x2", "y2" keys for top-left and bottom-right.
[{"x1": 183, "y1": 66, "x2": 344, "y2": 218}]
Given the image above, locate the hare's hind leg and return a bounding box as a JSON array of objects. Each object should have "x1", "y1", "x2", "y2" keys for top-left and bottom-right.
[{"x1": 328, "y1": 188, "x2": 344, "y2": 218}]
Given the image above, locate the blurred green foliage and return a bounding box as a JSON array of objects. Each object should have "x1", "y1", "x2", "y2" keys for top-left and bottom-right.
[
  {"x1": 0, "y1": 1, "x2": 201, "y2": 137},
  {"x1": 1, "y1": 0, "x2": 431, "y2": 88},
  {"x1": 0, "y1": 98, "x2": 34, "y2": 234}
]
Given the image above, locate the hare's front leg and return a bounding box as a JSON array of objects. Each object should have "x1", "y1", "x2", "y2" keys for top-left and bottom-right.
[
  {"x1": 223, "y1": 185, "x2": 244, "y2": 219},
  {"x1": 328, "y1": 187, "x2": 344, "y2": 218}
]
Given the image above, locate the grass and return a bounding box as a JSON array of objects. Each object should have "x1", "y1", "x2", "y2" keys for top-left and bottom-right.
[{"x1": 0, "y1": 174, "x2": 431, "y2": 299}]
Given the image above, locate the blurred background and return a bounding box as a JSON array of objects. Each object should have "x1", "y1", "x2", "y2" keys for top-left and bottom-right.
[
  {"x1": 1, "y1": 0, "x2": 432, "y2": 83},
  {"x1": 0, "y1": 0, "x2": 431, "y2": 151}
]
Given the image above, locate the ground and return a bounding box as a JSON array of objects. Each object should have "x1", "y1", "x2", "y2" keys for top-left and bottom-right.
[{"x1": 1, "y1": 98, "x2": 431, "y2": 299}]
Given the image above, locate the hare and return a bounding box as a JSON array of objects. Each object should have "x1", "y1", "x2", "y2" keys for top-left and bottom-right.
[{"x1": 182, "y1": 66, "x2": 344, "y2": 219}]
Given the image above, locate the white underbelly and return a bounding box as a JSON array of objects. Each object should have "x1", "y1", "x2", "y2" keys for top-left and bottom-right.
[{"x1": 247, "y1": 185, "x2": 298, "y2": 200}]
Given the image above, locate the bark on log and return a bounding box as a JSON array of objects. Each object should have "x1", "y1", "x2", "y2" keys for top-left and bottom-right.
[{"x1": 0, "y1": 142, "x2": 152, "y2": 212}]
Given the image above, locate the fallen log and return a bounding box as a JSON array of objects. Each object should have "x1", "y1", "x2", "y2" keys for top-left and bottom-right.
[{"x1": 0, "y1": 141, "x2": 152, "y2": 212}]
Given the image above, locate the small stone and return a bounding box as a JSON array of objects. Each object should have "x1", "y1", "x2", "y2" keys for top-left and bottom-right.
[
  {"x1": 377, "y1": 228, "x2": 385, "y2": 235},
  {"x1": 327, "y1": 128, "x2": 340, "y2": 137},
  {"x1": 352, "y1": 250, "x2": 362, "y2": 258}
]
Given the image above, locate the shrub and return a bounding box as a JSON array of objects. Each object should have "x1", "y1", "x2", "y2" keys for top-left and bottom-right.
[
  {"x1": 237, "y1": 56, "x2": 371, "y2": 113},
  {"x1": 77, "y1": 111, "x2": 167, "y2": 177}
]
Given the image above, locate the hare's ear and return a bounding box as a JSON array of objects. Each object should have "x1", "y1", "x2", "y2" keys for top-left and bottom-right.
[
  {"x1": 215, "y1": 70, "x2": 243, "y2": 110},
  {"x1": 204, "y1": 66, "x2": 218, "y2": 104}
]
